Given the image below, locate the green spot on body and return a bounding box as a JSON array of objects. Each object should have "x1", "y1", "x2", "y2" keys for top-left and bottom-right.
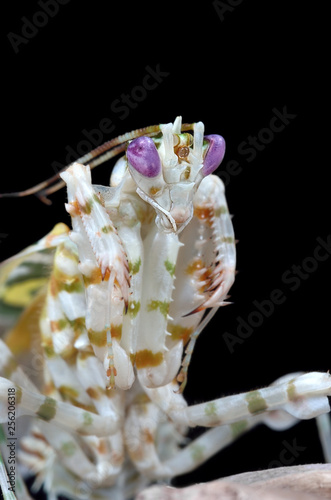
[
  {"x1": 15, "y1": 386, "x2": 22, "y2": 405},
  {"x1": 215, "y1": 205, "x2": 228, "y2": 217},
  {"x1": 81, "y1": 199, "x2": 93, "y2": 214},
  {"x1": 101, "y1": 225, "x2": 113, "y2": 233},
  {"x1": 44, "y1": 344, "x2": 56, "y2": 358},
  {"x1": 191, "y1": 443, "x2": 205, "y2": 463},
  {"x1": 231, "y1": 419, "x2": 249, "y2": 438},
  {"x1": 61, "y1": 441, "x2": 76, "y2": 457},
  {"x1": 128, "y1": 300, "x2": 140, "y2": 318},
  {"x1": 36, "y1": 397, "x2": 57, "y2": 421},
  {"x1": 128, "y1": 258, "x2": 141, "y2": 275},
  {"x1": 246, "y1": 390, "x2": 268, "y2": 415},
  {"x1": 88, "y1": 328, "x2": 107, "y2": 347},
  {"x1": 58, "y1": 318, "x2": 68, "y2": 330},
  {"x1": 59, "y1": 279, "x2": 84, "y2": 294},
  {"x1": 287, "y1": 380, "x2": 297, "y2": 401},
  {"x1": 147, "y1": 300, "x2": 170, "y2": 318},
  {"x1": 93, "y1": 194, "x2": 103, "y2": 205},
  {"x1": 83, "y1": 412, "x2": 93, "y2": 426},
  {"x1": 221, "y1": 236, "x2": 235, "y2": 244},
  {"x1": 68, "y1": 316, "x2": 86, "y2": 336},
  {"x1": 205, "y1": 401, "x2": 217, "y2": 418},
  {"x1": 59, "y1": 385, "x2": 79, "y2": 401},
  {"x1": 164, "y1": 259, "x2": 176, "y2": 277}
]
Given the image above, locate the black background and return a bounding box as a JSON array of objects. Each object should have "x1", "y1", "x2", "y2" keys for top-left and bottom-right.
[{"x1": 1, "y1": 1, "x2": 330, "y2": 498}]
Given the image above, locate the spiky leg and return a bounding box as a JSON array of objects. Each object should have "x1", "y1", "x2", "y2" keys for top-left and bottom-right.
[
  {"x1": 60, "y1": 163, "x2": 132, "y2": 389},
  {"x1": 135, "y1": 223, "x2": 183, "y2": 388},
  {"x1": 168, "y1": 174, "x2": 236, "y2": 391}
]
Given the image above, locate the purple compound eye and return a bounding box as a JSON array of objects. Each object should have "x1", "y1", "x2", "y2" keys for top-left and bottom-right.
[
  {"x1": 127, "y1": 136, "x2": 161, "y2": 178},
  {"x1": 202, "y1": 134, "x2": 226, "y2": 176}
]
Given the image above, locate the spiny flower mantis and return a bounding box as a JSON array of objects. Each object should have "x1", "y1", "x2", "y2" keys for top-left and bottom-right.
[{"x1": 0, "y1": 117, "x2": 330, "y2": 500}]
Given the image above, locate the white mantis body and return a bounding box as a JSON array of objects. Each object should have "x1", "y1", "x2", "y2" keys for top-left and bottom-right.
[{"x1": 0, "y1": 117, "x2": 330, "y2": 499}]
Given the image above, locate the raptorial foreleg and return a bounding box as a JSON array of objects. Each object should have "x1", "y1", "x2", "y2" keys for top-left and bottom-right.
[
  {"x1": 135, "y1": 224, "x2": 183, "y2": 388},
  {"x1": 169, "y1": 173, "x2": 236, "y2": 390},
  {"x1": 60, "y1": 163, "x2": 133, "y2": 389}
]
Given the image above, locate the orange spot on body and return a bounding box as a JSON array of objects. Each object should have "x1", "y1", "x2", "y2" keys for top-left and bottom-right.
[
  {"x1": 142, "y1": 429, "x2": 154, "y2": 443},
  {"x1": 185, "y1": 258, "x2": 213, "y2": 292},
  {"x1": 194, "y1": 205, "x2": 215, "y2": 226},
  {"x1": 106, "y1": 366, "x2": 117, "y2": 378},
  {"x1": 185, "y1": 258, "x2": 205, "y2": 275},
  {"x1": 68, "y1": 200, "x2": 81, "y2": 217},
  {"x1": 97, "y1": 440, "x2": 108, "y2": 454},
  {"x1": 135, "y1": 350, "x2": 164, "y2": 369},
  {"x1": 43, "y1": 382, "x2": 57, "y2": 396},
  {"x1": 86, "y1": 387, "x2": 101, "y2": 400},
  {"x1": 50, "y1": 320, "x2": 61, "y2": 332},
  {"x1": 168, "y1": 324, "x2": 194, "y2": 346},
  {"x1": 111, "y1": 324, "x2": 122, "y2": 340},
  {"x1": 103, "y1": 268, "x2": 111, "y2": 282},
  {"x1": 149, "y1": 186, "x2": 161, "y2": 196},
  {"x1": 49, "y1": 275, "x2": 58, "y2": 296},
  {"x1": 83, "y1": 267, "x2": 103, "y2": 287}
]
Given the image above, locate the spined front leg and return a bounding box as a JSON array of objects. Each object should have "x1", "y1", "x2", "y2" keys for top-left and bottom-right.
[
  {"x1": 190, "y1": 173, "x2": 236, "y2": 312},
  {"x1": 136, "y1": 224, "x2": 183, "y2": 388},
  {"x1": 60, "y1": 163, "x2": 133, "y2": 389},
  {"x1": 168, "y1": 173, "x2": 236, "y2": 390}
]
